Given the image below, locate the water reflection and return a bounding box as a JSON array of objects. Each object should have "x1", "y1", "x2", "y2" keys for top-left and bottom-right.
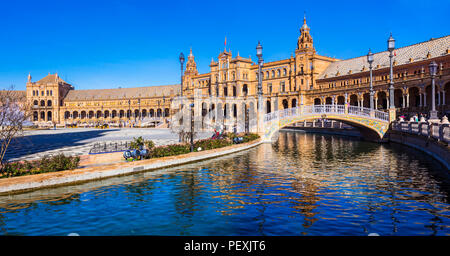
[{"x1": 0, "y1": 132, "x2": 449, "y2": 235}]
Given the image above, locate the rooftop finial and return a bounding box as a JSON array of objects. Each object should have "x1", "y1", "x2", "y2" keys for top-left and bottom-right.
[
  {"x1": 301, "y1": 12, "x2": 309, "y2": 31},
  {"x1": 27, "y1": 73, "x2": 31, "y2": 82},
  {"x1": 189, "y1": 47, "x2": 193, "y2": 57},
  {"x1": 224, "y1": 36, "x2": 227, "y2": 51}
]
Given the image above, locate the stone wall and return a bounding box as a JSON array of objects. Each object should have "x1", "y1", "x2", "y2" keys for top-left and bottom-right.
[{"x1": 388, "y1": 130, "x2": 450, "y2": 170}]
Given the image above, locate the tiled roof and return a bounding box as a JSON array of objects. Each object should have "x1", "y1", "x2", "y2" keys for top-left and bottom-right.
[
  {"x1": 318, "y1": 35, "x2": 450, "y2": 79},
  {"x1": 37, "y1": 74, "x2": 62, "y2": 84},
  {"x1": 64, "y1": 84, "x2": 180, "y2": 101}
]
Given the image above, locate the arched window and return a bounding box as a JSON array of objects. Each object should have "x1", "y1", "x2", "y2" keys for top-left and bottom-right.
[
  {"x1": 33, "y1": 100, "x2": 38, "y2": 106},
  {"x1": 47, "y1": 100, "x2": 52, "y2": 107},
  {"x1": 243, "y1": 84, "x2": 248, "y2": 96},
  {"x1": 40, "y1": 100, "x2": 45, "y2": 106},
  {"x1": 266, "y1": 71, "x2": 269, "y2": 79},
  {"x1": 277, "y1": 69, "x2": 280, "y2": 77},
  {"x1": 271, "y1": 70, "x2": 275, "y2": 78},
  {"x1": 283, "y1": 69, "x2": 287, "y2": 76}
]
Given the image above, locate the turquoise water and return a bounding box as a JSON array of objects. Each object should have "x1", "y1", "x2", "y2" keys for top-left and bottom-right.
[{"x1": 0, "y1": 131, "x2": 449, "y2": 235}]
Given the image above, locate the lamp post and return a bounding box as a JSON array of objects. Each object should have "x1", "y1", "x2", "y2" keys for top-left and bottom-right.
[
  {"x1": 179, "y1": 52, "x2": 185, "y2": 97},
  {"x1": 256, "y1": 41, "x2": 263, "y2": 133},
  {"x1": 367, "y1": 49, "x2": 374, "y2": 110},
  {"x1": 190, "y1": 103, "x2": 194, "y2": 152},
  {"x1": 128, "y1": 99, "x2": 131, "y2": 127},
  {"x1": 138, "y1": 99, "x2": 141, "y2": 119},
  {"x1": 179, "y1": 52, "x2": 185, "y2": 142},
  {"x1": 387, "y1": 33, "x2": 395, "y2": 109},
  {"x1": 429, "y1": 61, "x2": 439, "y2": 121}
]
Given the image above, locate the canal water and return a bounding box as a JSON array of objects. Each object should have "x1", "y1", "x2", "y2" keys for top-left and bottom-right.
[{"x1": 0, "y1": 131, "x2": 449, "y2": 236}]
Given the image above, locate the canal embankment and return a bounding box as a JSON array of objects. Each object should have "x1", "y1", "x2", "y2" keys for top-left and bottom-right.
[
  {"x1": 0, "y1": 138, "x2": 262, "y2": 195},
  {"x1": 388, "y1": 130, "x2": 450, "y2": 170}
]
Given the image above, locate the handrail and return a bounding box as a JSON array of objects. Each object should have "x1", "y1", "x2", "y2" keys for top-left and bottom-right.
[
  {"x1": 392, "y1": 120, "x2": 450, "y2": 144},
  {"x1": 264, "y1": 104, "x2": 389, "y2": 123}
]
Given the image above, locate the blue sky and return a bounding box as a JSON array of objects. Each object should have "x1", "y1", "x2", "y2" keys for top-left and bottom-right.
[{"x1": 1, "y1": 0, "x2": 449, "y2": 91}]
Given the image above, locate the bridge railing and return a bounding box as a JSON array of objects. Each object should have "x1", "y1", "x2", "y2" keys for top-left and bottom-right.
[
  {"x1": 392, "y1": 120, "x2": 450, "y2": 144},
  {"x1": 264, "y1": 104, "x2": 389, "y2": 123}
]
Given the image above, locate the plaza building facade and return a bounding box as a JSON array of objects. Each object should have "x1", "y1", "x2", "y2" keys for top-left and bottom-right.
[{"x1": 24, "y1": 17, "x2": 450, "y2": 128}]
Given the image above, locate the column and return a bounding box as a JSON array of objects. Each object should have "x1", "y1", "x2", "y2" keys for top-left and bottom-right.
[
  {"x1": 406, "y1": 93, "x2": 410, "y2": 108},
  {"x1": 402, "y1": 94, "x2": 406, "y2": 108},
  {"x1": 419, "y1": 93, "x2": 423, "y2": 107},
  {"x1": 443, "y1": 90, "x2": 446, "y2": 106},
  {"x1": 437, "y1": 91, "x2": 440, "y2": 106},
  {"x1": 424, "y1": 93, "x2": 427, "y2": 107}
]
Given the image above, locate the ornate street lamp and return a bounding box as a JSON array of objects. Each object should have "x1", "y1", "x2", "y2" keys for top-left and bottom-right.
[
  {"x1": 138, "y1": 98, "x2": 141, "y2": 120},
  {"x1": 387, "y1": 33, "x2": 395, "y2": 109},
  {"x1": 429, "y1": 60, "x2": 439, "y2": 120},
  {"x1": 190, "y1": 103, "x2": 194, "y2": 152},
  {"x1": 256, "y1": 41, "x2": 263, "y2": 98},
  {"x1": 179, "y1": 52, "x2": 185, "y2": 97},
  {"x1": 128, "y1": 99, "x2": 131, "y2": 121},
  {"x1": 256, "y1": 41, "x2": 264, "y2": 133},
  {"x1": 256, "y1": 41, "x2": 264, "y2": 114},
  {"x1": 367, "y1": 49, "x2": 374, "y2": 110}
]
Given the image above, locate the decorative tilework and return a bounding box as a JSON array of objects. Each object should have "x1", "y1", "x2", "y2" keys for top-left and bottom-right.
[{"x1": 262, "y1": 112, "x2": 390, "y2": 141}]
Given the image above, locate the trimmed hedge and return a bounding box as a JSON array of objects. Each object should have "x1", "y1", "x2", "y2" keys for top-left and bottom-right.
[
  {"x1": 1, "y1": 154, "x2": 80, "y2": 179},
  {"x1": 141, "y1": 133, "x2": 259, "y2": 160}
]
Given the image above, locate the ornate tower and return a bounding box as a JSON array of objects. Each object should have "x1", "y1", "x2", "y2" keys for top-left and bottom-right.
[
  {"x1": 184, "y1": 48, "x2": 199, "y2": 77},
  {"x1": 183, "y1": 48, "x2": 199, "y2": 94},
  {"x1": 295, "y1": 15, "x2": 316, "y2": 91},
  {"x1": 296, "y1": 15, "x2": 315, "y2": 53}
]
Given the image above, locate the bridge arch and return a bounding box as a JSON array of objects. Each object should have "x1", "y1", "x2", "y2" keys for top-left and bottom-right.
[{"x1": 262, "y1": 105, "x2": 390, "y2": 143}]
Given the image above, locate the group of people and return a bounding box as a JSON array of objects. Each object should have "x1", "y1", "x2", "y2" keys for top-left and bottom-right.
[{"x1": 398, "y1": 112, "x2": 449, "y2": 122}]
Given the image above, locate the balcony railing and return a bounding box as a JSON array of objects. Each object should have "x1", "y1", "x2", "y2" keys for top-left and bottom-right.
[{"x1": 392, "y1": 119, "x2": 450, "y2": 144}]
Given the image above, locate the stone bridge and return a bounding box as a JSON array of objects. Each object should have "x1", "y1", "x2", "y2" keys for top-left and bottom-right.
[{"x1": 261, "y1": 104, "x2": 393, "y2": 142}]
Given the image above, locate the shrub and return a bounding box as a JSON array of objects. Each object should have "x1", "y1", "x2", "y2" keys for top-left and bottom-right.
[
  {"x1": 194, "y1": 138, "x2": 232, "y2": 151},
  {"x1": 242, "y1": 133, "x2": 260, "y2": 143},
  {"x1": 130, "y1": 136, "x2": 145, "y2": 150},
  {"x1": 134, "y1": 133, "x2": 259, "y2": 161},
  {"x1": 0, "y1": 154, "x2": 80, "y2": 178},
  {"x1": 144, "y1": 140, "x2": 155, "y2": 150},
  {"x1": 147, "y1": 143, "x2": 190, "y2": 158}
]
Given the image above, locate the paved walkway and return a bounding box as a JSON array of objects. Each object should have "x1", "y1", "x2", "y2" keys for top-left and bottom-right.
[{"x1": 5, "y1": 128, "x2": 213, "y2": 162}]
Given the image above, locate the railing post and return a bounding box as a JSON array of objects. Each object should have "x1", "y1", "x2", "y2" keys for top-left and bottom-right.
[
  {"x1": 388, "y1": 108, "x2": 396, "y2": 123},
  {"x1": 344, "y1": 103, "x2": 348, "y2": 115},
  {"x1": 440, "y1": 124, "x2": 449, "y2": 142}
]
